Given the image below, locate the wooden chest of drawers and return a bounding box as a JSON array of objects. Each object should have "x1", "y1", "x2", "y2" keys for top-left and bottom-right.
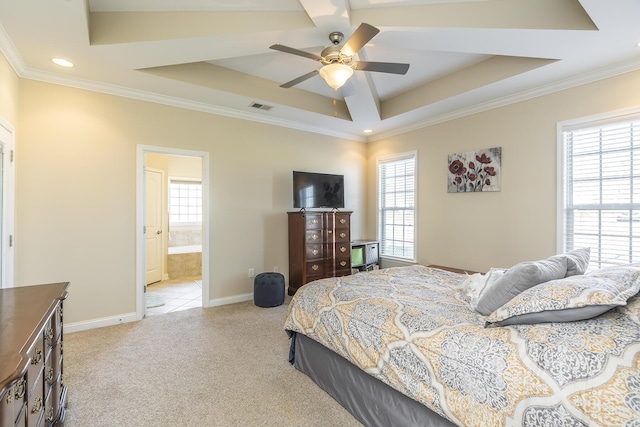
[
  {"x1": 288, "y1": 211, "x2": 352, "y2": 295},
  {"x1": 0, "y1": 283, "x2": 69, "y2": 427}
]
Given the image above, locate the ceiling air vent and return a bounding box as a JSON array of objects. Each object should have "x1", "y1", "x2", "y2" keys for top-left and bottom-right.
[{"x1": 249, "y1": 102, "x2": 273, "y2": 111}]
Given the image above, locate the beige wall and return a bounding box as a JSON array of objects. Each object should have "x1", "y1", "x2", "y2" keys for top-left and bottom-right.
[
  {"x1": 0, "y1": 53, "x2": 19, "y2": 125},
  {"x1": 4, "y1": 49, "x2": 639, "y2": 327},
  {"x1": 13, "y1": 79, "x2": 367, "y2": 325},
  {"x1": 367, "y1": 69, "x2": 640, "y2": 273}
]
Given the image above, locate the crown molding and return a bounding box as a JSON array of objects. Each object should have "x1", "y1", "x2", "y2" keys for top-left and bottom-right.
[{"x1": 3, "y1": 21, "x2": 640, "y2": 144}]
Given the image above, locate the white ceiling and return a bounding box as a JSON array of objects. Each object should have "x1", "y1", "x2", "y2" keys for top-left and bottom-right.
[{"x1": 0, "y1": 0, "x2": 639, "y2": 141}]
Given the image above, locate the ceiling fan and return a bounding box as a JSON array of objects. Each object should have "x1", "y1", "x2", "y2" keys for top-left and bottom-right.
[{"x1": 270, "y1": 23, "x2": 410, "y2": 91}]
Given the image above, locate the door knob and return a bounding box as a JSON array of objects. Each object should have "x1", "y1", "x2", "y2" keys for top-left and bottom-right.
[{"x1": 156, "y1": 230, "x2": 162, "y2": 235}]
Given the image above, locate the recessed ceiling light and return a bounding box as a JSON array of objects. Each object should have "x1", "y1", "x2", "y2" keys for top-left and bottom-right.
[
  {"x1": 363, "y1": 129, "x2": 373, "y2": 133},
  {"x1": 52, "y1": 58, "x2": 74, "y2": 68}
]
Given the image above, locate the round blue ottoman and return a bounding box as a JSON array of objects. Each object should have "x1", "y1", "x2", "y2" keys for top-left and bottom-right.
[{"x1": 254, "y1": 272, "x2": 285, "y2": 307}]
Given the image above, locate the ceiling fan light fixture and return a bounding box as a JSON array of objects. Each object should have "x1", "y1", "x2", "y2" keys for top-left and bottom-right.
[{"x1": 319, "y1": 63, "x2": 353, "y2": 90}]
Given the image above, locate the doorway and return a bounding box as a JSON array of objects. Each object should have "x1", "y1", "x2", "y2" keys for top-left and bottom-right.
[
  {"x1": 136, "y1": 145, "x2": 210, "y2": 319},
  {"x1": 0, "y1": 118, "x2": 15, "y2": 289}
]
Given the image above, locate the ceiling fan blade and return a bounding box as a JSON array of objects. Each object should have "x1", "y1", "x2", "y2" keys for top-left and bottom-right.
[
  {"x1": 340, "y1": 23, "x2": 380, "y2": 57},
  {"x1": 280, "y1": 70, "x2": 319, "y2": 88},
  {"x1": 269, "y1": 44, "x2": 323, "y2": 62},
  {"x1": 352, "y1": 61, "x2": 410, "y2": 75}
]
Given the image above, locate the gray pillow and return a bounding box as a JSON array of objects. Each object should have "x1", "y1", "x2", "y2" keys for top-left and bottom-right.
[
  {"x1": 475, "y1": 255, "x2": 568, "y2": 315},
  {"x1": 485, "y1": 264, "x2": 640, "y2": 327},
  {"x1": 564, "y1": 247, "x2": 590, "y2": 277}
]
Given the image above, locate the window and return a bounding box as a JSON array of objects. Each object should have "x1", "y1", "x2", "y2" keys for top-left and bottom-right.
[
  {"x1": 378, "y1": 152, "x2": 417, "y2": 261},
  {"x1": 560, "y1": 112, "x2": 640, "y2": 269},
  {"x1": 169, "y1": 179, "x2": 202, "y2": 225}
]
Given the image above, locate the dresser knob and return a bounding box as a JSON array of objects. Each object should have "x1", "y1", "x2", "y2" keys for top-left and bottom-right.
[
  {"x1": 46, "y1": 366, "x2": 54, "y2": 383},
  {"x1": 340, "y1": 247, "x2": 346, "y2": 253},
  {"x1": 312, "y1": 234, "x2": 318, "y2": 240},
  {"x1": 312, "y1": 219, "x2": 318, "y2": 224},
  {"x1": 31, "y1": 349, "x2": 42, "y2": 365},
  {"x1": 312, "y1": 264, "x2": 319, "y2": 271},
  {"x1": 340, "y1": 218, "x2": 346, "y2": 224},
  {"x1": 31, "y1": 396, "x2": 43, "y2": 414},
  {"x1": 340, "y1": 261, "x2": 347, "y2": 267},
  {"x1": 46, "y1": 407, "x2": 55, "y2": 422},
  {"x1": 14, "y1": 380, "x2": 26, "y2": 400},
  {"x1": 312, "y1": 249, "x2": 318, "y2": 255},
  {"x1": 340, "y1": 232, "x2": 346, "y2": 238},
  {"x1": 45, "y1": 326, "x2": 54, "y2": 340}
]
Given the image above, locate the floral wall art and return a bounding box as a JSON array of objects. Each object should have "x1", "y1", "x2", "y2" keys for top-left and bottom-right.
[{"x1": 448, "y1": 147, "x2": 501, "y2": 193}]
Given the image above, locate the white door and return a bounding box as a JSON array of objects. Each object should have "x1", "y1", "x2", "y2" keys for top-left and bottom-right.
[{"x1": 146, "y1": 168, "x2": 163, "y2": 284}]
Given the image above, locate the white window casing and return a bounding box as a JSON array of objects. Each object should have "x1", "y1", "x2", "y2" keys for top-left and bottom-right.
[{"x1": 377, "y1": 151, "x2": 417, "y2": 262}]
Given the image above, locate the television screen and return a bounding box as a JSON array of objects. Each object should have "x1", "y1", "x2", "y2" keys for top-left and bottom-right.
[{"x1": 293, "y1": 171, "x2": 345, "y2": 209}]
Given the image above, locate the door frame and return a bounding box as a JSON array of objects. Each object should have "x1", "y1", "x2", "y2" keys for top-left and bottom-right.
[
  {"x1": 136, "y1": 145, "x2": 210, "y2": 320},
  {"x1": 0, "y1": 117, "x2": 15, "y2": 288}
]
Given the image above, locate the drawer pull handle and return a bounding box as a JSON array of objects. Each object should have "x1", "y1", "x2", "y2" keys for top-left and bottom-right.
[
  {"x1": 312, "y1": 219, "x2": 318, "y2": 224},
  {"x1": 46, "y1": 366, "x2": 54, "y2": 383},
  {"x1": 312, "y1": 234, "x2": 318, "y2": 240},
  {"x1": 31, "y1": 349, "x2": 42, "y2": 365},
  {"x1": 340, "y1": 218, "x2": 346, "y2": 224},
  {"x1": 340, "y1": 247, "x2": 346, "y2": 253},
  {"x1": 31, "y1": 396, "x2": 43, "y2": 414},
  {"x1": 340, "y1": 232, "x2": 346, "y2": 238},
  {"x1": 57, "y1": 305, "x2": 63, "y2": 317},
  {"x1": 14, "y1": 379, "x2": 26, "y2": 400},
  {"x1": 340, "y1": 261, "x2": 347, "y2": 267},
  {"x1": 45, "y1": 326, "x2": 54, "y2": 340},
  {"x1": 46, "y1": 407, "x2": 55, "y2": 422},
  {"x1": 312, "y1": 249, "x2": 318, "y2": 255},
  {"x1": 312, "y1": 265, "x2": 319, "y2": 271}
]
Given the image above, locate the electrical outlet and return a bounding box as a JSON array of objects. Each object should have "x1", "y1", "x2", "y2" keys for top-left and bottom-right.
[
  {"x1": 248, "y1": 268, "x2": 255, "y2": 278},
  {"x1": 273, "y1": 266, "x2": 279, "y2": 273}
]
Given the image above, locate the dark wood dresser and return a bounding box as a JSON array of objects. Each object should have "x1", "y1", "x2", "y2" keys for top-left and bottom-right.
[
  {"x1": 0, "y1": 282, "x2": 70, "y2": 427},
  {"x1": 288, "y1": 211, "x2": 352, "y2": 295}
]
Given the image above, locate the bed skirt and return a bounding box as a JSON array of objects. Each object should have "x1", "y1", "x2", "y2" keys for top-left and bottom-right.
[{"x1": 291, "y1": 332, "x2": 457, "y2": 427}]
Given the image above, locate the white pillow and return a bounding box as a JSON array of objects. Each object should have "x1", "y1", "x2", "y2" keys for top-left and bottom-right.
[{"x1": 464, "y1": 268, "x2": 506, "y2": 310}]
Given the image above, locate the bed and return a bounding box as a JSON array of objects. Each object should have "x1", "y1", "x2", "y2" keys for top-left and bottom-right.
[{"x1": 284, "y1": 262, "x2": 640, "y2": 426}]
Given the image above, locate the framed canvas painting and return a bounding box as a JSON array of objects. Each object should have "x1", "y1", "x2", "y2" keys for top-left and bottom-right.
[{"x1": 448, "y1": 147, "x2": 501, "y2": 193}]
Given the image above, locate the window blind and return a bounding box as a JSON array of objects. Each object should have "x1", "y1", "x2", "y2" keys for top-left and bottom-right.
[
  {"x1": 378, "y1": 153, "x2": 416, "y2": 260},
  {"x1": 563, "y1": 118, "x2": 640, "y2": 268}
]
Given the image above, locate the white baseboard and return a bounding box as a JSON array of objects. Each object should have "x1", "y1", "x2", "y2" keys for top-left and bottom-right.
[
  {"x1": 208, "y1": 292, "x2": 253, "y2": 307},
  {"x1": 65, "y1": 312, "x2": 138, "y2": 333},
  {"x1": 65, "y1": 294, "x2": 255, "y2": 333}
]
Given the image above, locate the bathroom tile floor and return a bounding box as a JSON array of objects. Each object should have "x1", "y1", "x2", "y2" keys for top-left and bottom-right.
[{"x1": 145, "y1": 275, "x2": 202, "y2": 316}]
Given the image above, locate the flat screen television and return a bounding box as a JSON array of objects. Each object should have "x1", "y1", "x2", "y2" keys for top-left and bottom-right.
[{"x1": 293, "y1": 171, "x2": 345, "y2": 209}]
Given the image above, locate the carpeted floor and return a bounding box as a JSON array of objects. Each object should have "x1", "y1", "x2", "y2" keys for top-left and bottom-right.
[{"x1": 63, "y1": 300, "x2": 363, "y2": 426}]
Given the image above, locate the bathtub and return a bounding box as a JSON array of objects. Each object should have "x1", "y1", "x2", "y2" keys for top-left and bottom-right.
[
  {"x1": 168, "y1": 245, "x2": 202, "y2": 255},
  {"x1": 167, "y1": 245, "x2": 202, "y2": 278}
]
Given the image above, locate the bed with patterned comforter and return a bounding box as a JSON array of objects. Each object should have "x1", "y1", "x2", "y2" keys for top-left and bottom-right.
[{"x1": 284, "y1": 265, "x2": 640, "y2": 426}]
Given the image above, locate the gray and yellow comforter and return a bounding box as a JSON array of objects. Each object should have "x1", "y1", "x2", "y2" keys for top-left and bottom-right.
[{"x1": 284, "y1": 265, "x2": 640, "y2": 426}]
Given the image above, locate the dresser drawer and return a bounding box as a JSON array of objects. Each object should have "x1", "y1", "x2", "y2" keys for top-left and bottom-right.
[
  {"x1": 0, "y1": 375, "x2": 27, "y2": 427},
  {"x1": 305, "y1": 261, "x2": 324, "y2": 277},
  {"x1": 305, "y1": 230, "x2": 324, "y2": 243},
  {"x1": 26, "y1": 370, "x2": 44, "y2": 427},
  {"x1": 304, "y1": 214, "x2": 323, "y2": 229},
  {"x1": 305, "y1": 244, "x2": 323, "y2": 260},
  {"x1": 335, "y1": 242, "x2": 350, "y2": 257},
  {"x1": 26, "y1": 336, "x2": 45, "y2": 397},
  {"x1": 334, "y1": 213, "x2": 350, "y2": 228},
  {"x1": 334, "y1": 229, "x2": 350, "y2": 243}
]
